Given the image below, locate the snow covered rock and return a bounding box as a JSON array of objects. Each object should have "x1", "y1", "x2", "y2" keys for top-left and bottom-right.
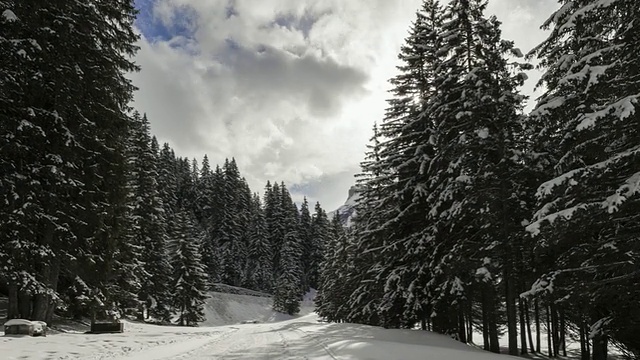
[
  {"x1": 4, "y1": 319, "x2": 46, "y2": 336},
  {"x1": 328, "y1": 186, "x2": 360, "y2": 227}
]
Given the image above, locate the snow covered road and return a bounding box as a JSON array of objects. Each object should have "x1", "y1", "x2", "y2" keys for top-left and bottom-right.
[
  {"x1": 112, "y1": 316, "x2": 341, "y2": 360},
  {"x1": 2, "y1": 313, "x2": 522, "y2": 360}
]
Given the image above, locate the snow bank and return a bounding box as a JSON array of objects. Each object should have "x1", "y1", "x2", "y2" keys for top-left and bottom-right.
[
  {"x1": 203, "y1": 289, "x2": 315, "y2": 326},
  {"x1": 4, "y1": 319, "x2": 33, "y2": 326}
]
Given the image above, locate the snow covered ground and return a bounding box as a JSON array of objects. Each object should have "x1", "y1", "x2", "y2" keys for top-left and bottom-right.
[
  {"x1": 1, "y1": 290, "x2": 527, "y2": 359},
  {"x1": 2, "y1": 312, "x2": 524, "y2": 360},
  {"x1": 4, "y1": 290, "x2": 616, "y2": 359},
  {"x1": 2, "y1": 288, "x2": 627, "y2": 359}
]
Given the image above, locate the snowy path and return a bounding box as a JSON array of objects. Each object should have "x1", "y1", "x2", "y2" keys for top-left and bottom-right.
[
  {"x1": 2, "y1": 313, "x2": 523, "y2": 360},
  {"x1": 112, "y1": 316, "x2": 340, "y2": 360}
]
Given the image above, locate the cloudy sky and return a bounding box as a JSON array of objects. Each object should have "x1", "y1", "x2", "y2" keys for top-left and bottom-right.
[{"x1": 129, "y1": 0, "x2": 558, "y2": 211}]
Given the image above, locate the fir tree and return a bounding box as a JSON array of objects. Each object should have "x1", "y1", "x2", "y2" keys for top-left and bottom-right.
[
  {"x1": 244, "y1": 193, "x2": 273, "y2": 292},
  {"x1": 127, "y1": 113, "x2": 173, "y2": 322},
  {"x1": 217, "y1": 159, "x2": 251, "y2": 286},
  {"x1": 526, "y1": 0, "x2": 640, "y2": 357},
  {"x1": 0, "y1": 0, "x2": 139, "y2": 322},
  {"x1": 298, "y1": 198, "x2": 314, "y2": 292},
  {"x1": 273, "y1": 231, "x2": 303, "y2": 315},
  {"x1": 345, "y1": 124, "x2": 392, "y2": 326},
  {"x1": 171, "y1": 211, "x2": 209, "y2": 326},
  {"x1": 308, "y1": 202, "x2": 330, "y2": 291},
  {"x1": 419, "y1": 0, "x2": 530, "y2": 348},
  {"x1": 315, "y1": 213, "x2": 351, "y2": 322}
]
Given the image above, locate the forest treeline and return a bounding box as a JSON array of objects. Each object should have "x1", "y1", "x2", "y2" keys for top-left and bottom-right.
[
  {"x1": 0, "y1": 1, "x2": 336, "y2": 326},
  {"x1": 315, "y1": 1, "x2": 640, "y2": 360}
]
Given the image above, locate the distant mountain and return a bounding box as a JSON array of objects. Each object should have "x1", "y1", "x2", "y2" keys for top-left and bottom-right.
[{"x1": 329, "y1": 186, "x2": 360, "y2": 227}]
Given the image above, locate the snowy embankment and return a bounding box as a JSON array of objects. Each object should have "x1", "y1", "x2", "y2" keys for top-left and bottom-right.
[
  {"x1": 1, "y1": 314, "x2": 522, "y2": 360},
  {"x1": 1, "y1": 291, "x2": 521, "y2": 359},
  {"x1": 202, "y1": 287, "x2": 316, "y2": 326}
]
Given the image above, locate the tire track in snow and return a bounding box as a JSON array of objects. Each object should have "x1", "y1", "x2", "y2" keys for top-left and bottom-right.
[
  {"x1": 170, "y1": 326, "x2": 241, "y2": 359},
  {"x1": 289, "y1": 326, "x2": 339, "y2": 360}
]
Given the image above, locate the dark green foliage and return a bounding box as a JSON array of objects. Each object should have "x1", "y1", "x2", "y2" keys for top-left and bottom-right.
[
  {"x1": 215, "y1": 159, "x2": 251, "y2": 287},
  {"x1": 317, "y1": 0, "x2": 534, "y2": 354},
  {"x1": 170, "y1": 210, "x2": 209, "y2": 326},
  {"x1": 273, "y1": 231, "x2": 303, "y2": 315},
  {"x1": 128, "y1": 114, "x2": 173, "y2": 322},
  {"x1": 0, "y1": 0, "x2": 328, "y2": 328},
  {"x1": 298, "y1": 198, "x2": 314, "y2": 292},
  {"x1": 315, "y1": 0, "x2": 639, "y2": 358},
  {"x1": 0, "y1": 0, "x2": 139, "y2": 322},
  {"x1": 245, "y1": 194, "x2": 273, "y2": 292},
  {"x1": 526, "y1": 0, "x2": 640, "y2": 356},
  {"x1": 315, "y1": 213, "x2": 353, "y2": 322},
  {"x1": 308, "y1": 202, "x2": 330, "y2": 290}
]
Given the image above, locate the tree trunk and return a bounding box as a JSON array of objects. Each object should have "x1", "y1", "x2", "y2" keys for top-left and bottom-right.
[
  {"x1": 32, "y1": 294, "x2": 50, "y2": 321},
  {"x1": 535, "y1": 299, "x2": 541, "y2": 353},
  {"x1": 505, "y1": 273, "x2": 518, "y2": 355},
  {"x1": 525, "y1": 299, "x2": 535, "y2": 353},
  {"x1": 546, "y1": 305, "x2": 554, "y2": 358},
  {"x1": 519, "y1": 297, "x2": 528, "y2": 354},
  {"x1": 421, "y1": 317, "x2": 427, "y2": 331},
  {"x1": 46, "y1": 302, "x2": 56, "y2": 324},
  {"x1": 458, "y1": 304, "x2": 467, "y2": 343},
  {"x1": 592, "y1": 332, "x2": 608, "y2": 360},
  {"x1": 488, "y1": 285, "x2": 500, "y2": 353},
  {"x1": 560, "y1": 308, "x2": 566, "y2": 357},
  {"x1": 467, "y1": 300, "x2": 473, "y2": 344},
  {"x1": 489, "y1": 309, "x2": 500, "y2": 353},
  {"x1": 481, "y1": 285, "x2": 490, "y2": 351},
  {"x1": 549, "y1": 304, "x2": 560, "y2": 357},
  {"x1": 7, "y1": 282, "x2": 20, "y2": 320},
  {"x1": 18, "y1": 292, "x2": 31, "y2": 320},
  {"x1": 580, "y1": 319, "x2": 589, "y2": 360}
]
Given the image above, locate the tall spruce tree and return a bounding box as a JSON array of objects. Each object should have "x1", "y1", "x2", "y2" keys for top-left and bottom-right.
[
  {"x1": 273, "y1": 231, "x2": 303, "y2": 315},
  {"x1": 376, "y1": 0, "x2": 445, "y2": 331},
  {"x1": 298, "y1": 198, "x2": 314, "y2": 292},
  {"x1": 0, "y1": 0, "x2": 139, "y2": 322},
  {"x1": 315, "y1": 213, "x2": 351, "y2": 322},
  {"x1": 526, "y1": 0, "x2": 640, "y2": 357},
  {"x1": 420, "y1": 0, "x2": 530, "y2": 349},
  {"x1": 171, "y1": 210, "x2": 208, "y2": 326},
  {"x1": 127, "y1": 113, "x2": 173, "y2": 322},
  {"x1": 217, "y1": 159, "x2": 251, "y2": 286},
  {"x1": 265, "y1": 182, "x2": 286, "y2": 275},
  {"x1": 308, "y1": 202, "x2": 330, "y2": 291},
  {"x1": 345, "y1": 124, "x2": 392, "y2": 326},
  {"x1": 245, "y1": 193, "x2": 273, "y2": 292}
]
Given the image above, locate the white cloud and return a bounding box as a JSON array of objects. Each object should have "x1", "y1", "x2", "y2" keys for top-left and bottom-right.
[{"x1": 129, "y1": 0, "x2": 558, "y2": 210}]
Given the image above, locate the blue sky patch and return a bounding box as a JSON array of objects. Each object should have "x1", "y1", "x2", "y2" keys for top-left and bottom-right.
[
  {"x1": 225, "y1": 0, "x2": 239, "y2": 19},
  {"x1": 272, "y1": 10, "x2": 327, "y2": 39},
  {"x1": 134, "y1": 0, "x2": 198, "y2": 43}
]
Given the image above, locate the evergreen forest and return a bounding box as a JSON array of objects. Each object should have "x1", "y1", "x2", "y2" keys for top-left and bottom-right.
[
  {"x1": 316, "y1": 1, "x2": 640, "y2": 359},
  {"x1": 0, "y1": 0, "x2": 334, "y2": 327},
  {"x1": 1, "y1": 0, "x2": 639, "y2": 359}
]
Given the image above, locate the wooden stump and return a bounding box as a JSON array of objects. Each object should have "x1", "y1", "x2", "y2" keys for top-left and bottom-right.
[{"x1": 90, "y1": 322, "x2": 124, "y2": 334}]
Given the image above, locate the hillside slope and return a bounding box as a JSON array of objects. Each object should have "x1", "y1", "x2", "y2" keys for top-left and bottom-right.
[{"x1": 202, "y1": 288, "x2": 316, "y2": 326}]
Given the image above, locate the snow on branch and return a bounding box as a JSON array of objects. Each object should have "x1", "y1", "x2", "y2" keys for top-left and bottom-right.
[
  {"x1": 576, "y1": 95, "x2": 638, "y2": 131},
  {"x1": 536, "y1": 145, "x2": 640, "y2": 199},
  {"x1": 526, "y1": 203, "x2": 595, "y2": 236},
  {"x1": 530, "y1": 97, "x2": 566, "y2": 117},
  {"x1": 2, "y1": 9, "x2": 18, "y2": 22},
  {"x1": 604, "y1": 171, "x2": 640, "y2": 213},
  {"x1": 557, "y1": 0, "x2": 620, "y2": 34}
]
